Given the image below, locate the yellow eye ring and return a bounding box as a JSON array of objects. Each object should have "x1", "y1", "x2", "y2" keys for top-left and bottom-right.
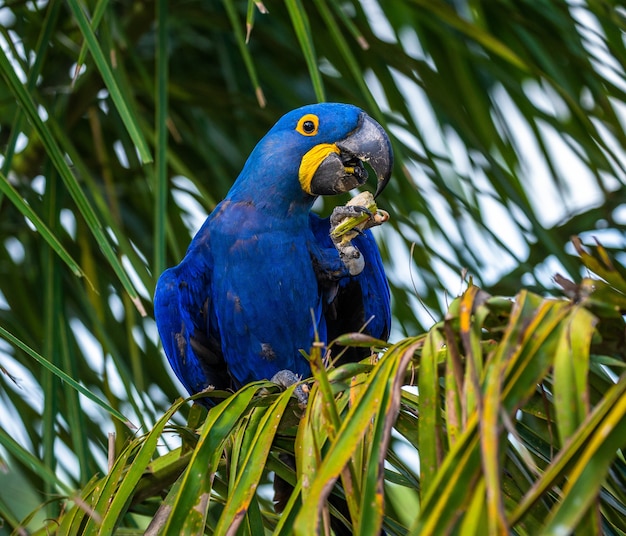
[{"x1": 296, "y1": 113, "x2": 319, "y2": 136}]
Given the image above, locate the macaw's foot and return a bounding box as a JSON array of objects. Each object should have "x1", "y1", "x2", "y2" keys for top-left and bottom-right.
[
  {"x1": 271, "y1": 369, "x2": 309, "y2": 408},
  {"x1": 330, "y1": 204, "x2": 372, "y2": 228},
  {"x1": 329, "y1": 197, "x2": 389, "y2": 276},
  {"x1": 330, "y1": 192, "x2": 389, "y2": 238}
]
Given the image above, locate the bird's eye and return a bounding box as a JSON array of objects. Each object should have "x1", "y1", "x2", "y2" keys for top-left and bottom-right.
[{"x1": 296, "y1": 114, "x2": 319, "y2": 136}]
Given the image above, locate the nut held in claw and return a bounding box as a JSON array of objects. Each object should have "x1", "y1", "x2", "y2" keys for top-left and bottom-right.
[{"x1": 330, "y1": 191, "x2": 390, "y2": 244}]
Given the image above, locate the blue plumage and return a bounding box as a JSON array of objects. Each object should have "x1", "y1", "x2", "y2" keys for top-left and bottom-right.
[{"x1": 154, "y1": 103, "x2": 392, "y2": 400}]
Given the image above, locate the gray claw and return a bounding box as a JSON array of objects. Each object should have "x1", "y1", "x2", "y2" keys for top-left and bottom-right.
[
  {"x1": 271, "y1": 369, "x2": 309, "y2": 408},
  {"x1": 330, "y1": 205, "x2": 371, "y2": 227}
]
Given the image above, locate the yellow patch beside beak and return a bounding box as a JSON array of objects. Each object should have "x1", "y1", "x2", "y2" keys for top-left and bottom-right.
[{"x1": 298, "y1": 143, "x2": 340, "y2": 194}]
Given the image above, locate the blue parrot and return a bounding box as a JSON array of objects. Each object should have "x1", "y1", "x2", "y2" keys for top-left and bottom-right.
[{"x1": 154, "y1": 103, "x2": 392, "y2": 403}]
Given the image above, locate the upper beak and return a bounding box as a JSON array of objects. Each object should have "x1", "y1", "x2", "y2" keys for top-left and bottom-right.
[
  {"x1": 304, "y1": 112, "x2": 393, "y2": 198},
  {"x1": 336, "y1": 112, "x2": 393, "y2": 198}
]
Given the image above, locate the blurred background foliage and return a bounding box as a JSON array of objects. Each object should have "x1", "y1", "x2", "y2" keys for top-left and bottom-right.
[{"x1": 0, "y1": 0, "x2": 625, "y2": 533}]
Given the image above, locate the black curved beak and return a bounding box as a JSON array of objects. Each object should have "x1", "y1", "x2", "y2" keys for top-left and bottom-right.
[
  {"x1": 307, "y1": 112, "x2": 393, "y2": 198},
  {"x1": 336, "y1": 112, "x2": 393, "y2": 198}
]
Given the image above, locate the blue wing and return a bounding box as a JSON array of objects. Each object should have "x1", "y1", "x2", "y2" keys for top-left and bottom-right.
[
  {"x1": 153, "y1": 228, "x2": 231, "y2": 398},
  {"x1": 309, "y1": 213, "x2": 391, "y2": 360}
]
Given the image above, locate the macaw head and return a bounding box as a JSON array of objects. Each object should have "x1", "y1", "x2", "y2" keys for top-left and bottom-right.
[{"x1": 227, "y1": 103, "x2": 393, "y2": 208}]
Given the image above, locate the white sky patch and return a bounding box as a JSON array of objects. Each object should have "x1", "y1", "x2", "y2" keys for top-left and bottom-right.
[
  {"x1": 69, "y1": 318, "x2": 105, "y2": 372},
  {"x1": 171, "y1": 190, "x2": 207, "y2": 236},
  {"x1": 98, "y1": 88, "x2": 109, "y2": 114},
  {"x1": 121, "y1": 254, "x2": 151, "y2": 301},
  {"x1": 590, "y1": 113, "x2": 626, "y2": 183},
  {"x1": 391, "y1": 427, "x2": 420, "y2": 475},
  {"x1": 383, "y1": 228, "x2": 426, "y2": 294},
  {"x1": 69, "y1": 62, "x2": 86, "y2": 81},
  {"x1": 379, "y1": 223, "x2": 452, "y2": 335},
  {"x1": 520, "y1": 271, "x2": 536, "y2": 287},
  {"x1": 4, "y1": 237, "x2": 25, "y2": 264},
  {"x1": 407, "y1": 188, "x2": 462, "y2": 263},
  {"x1": 26, "y1": 0, "x2": 48, "y2": 11},
  {"x1": 440, "y1": 131, "x2": 530, "y2": 278},
  {"x1": 610, "y1": 97, "x2": 626, "y2": 134},
  {"x1": 104, "y1": 354, "x2": 129, "y2": 400},
  {"x1": 129, "y1": 238, "x2": 149, "y2": 266},
  {"x1": 60, "y1": 208, "x2": 77, "y2": 239},
  {"x1": 490, "y1": 85, "x2": 568, "y2": 228},
  {"x1": 53, "y1": 433, "x2": 82, "y2": 484},
  {"x1": 13, "y1": 132, "x2": 29, "y2": 153},
  {"x1": 23, "y1": 214, "x2": 36, "y2": 232},
  {"x1": 360, "y1": 0, "x2": 397, "y2": 44},
  {"x1": 568, "y1": 228, "x2": 626, "y2": 252},
  {"x1": 389, "y1": 121, "x2": 426, "y2": 160},
  {"x1": 156, "y1": 431, "x2": 185, "y2": 457},
  {"x1": 523, "y1": 79, "x2": 570, "y2": 120},
  {"x1": 105, "y1": 226, "x2": 119, "y2": 246},
  {"x1": 0, "y1": 399, "x2": 36, "y2": 457},
  {"x1": 478, "y1": 194, "x2": 529, "y2": 263},
  {"x1": 364, "y1": 69, "x2": 391, "y2": 114},
  {"x1": 131, "y1": 325, "x2": 146, "y2": 352},
  {"x1": 613, "y1": 204, "x2": 626, "y2": 225},
  {"x1": 78, "y1": 390, "x2": 118, "y2": 436},
  {"x1": 399, "y1": 25, "x2": 434, "y2": 69},
  {"x1": 108, "y1": 290, "x2": 125, "y2": 322},
  {"x1": 571, "y1": 6, "x2": 626, "y2": 93},
  {"x1": 0, "y1": 289, "x2": 10, "y2": 310},
  {"x1": 171, "y1": 175, "x2": 208, "y2": 234},
  {"x1": 433, "y1": 259, "x2": 467, "y2": 302},
  {"x1": 392, "y1": 69, "x2": 447, "y2": 157},
  {"x1": 444, "y1": 126, "x2": 474, "y2": 180},
  {"x1": 0, "y1": 352, "x2": 45, "y2": 417},
  {"x1": 143, "y1": 316, "x2": 160, "y2": 347},
  {"x1": 37, "y1": 104, "x2": 48, "y2": 122},
  {"x1": 147, "y1": 383, "x2": 177, "y2": 413},
  {"x1": 159, "y1": 351, "x2": 190, "y2": 400},
  {"x1": 0, "y1": 7, "x2": 16, "y2": 26},
  {"x1": 172, "y1": 175, "x2": 200, "y2": 194},
  {"x1": 368, "y1": 24, "x2": 625, "y2": 322},
  {"x1": 31, "y1": 174, "x2": 46, "y2": 195},
  {"x1": 455, "y1": 212, "x2": 518, "y2": 284},
  {"x1": 389, "y1": 294, "x2": 439, "y2": 341},
  {"x1": 532, "y1": 254, "x2": 572, "y2": 287},
  {"x1": 538, "y1": 120, "x2": 603, "y2": 214},
  {"x1": 88, "y1": 437, "x2": 110, "y2": 473},
  {"x1": 0, "y1": 29, "x2": 27, "y2": 83},
  {"x1": 0, "y1": 356, "x2": 44, "y2": 460},
  {"x1": 113, "y1": 140, "x2": 130, "y2": 169},
  {"x1": 318, "y1": 57, "x2": 341, "y2": 78}
]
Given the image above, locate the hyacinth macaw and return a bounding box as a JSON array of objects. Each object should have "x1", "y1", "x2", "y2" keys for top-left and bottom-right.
[{"x1": 154, "y1": 103, "x2": 393, "y2": 402}]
